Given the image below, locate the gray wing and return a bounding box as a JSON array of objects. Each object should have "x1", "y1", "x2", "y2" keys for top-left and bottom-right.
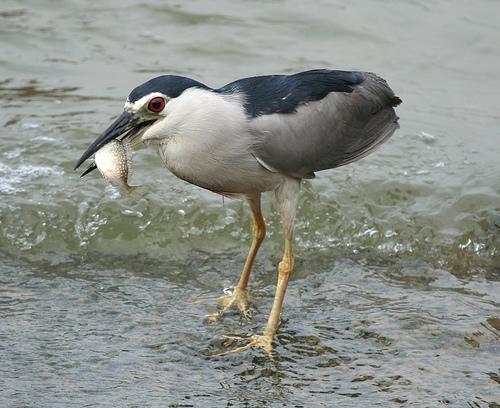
[{"x1": 249, "y1": 72, "x2": 401, "y2": 179}]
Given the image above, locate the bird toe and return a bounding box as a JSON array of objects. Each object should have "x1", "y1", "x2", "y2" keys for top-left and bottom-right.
[{"x1": 217, "y1": 286, "x2": 259, "y2": 318}]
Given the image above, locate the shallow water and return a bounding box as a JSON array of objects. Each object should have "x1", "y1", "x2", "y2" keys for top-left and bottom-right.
[{"x1": 1, "y1": 0, "x2": 499, "y2": 406}]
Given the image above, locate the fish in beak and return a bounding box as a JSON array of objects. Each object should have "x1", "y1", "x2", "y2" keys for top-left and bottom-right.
[
  {"x1": 93, "y1": 139, "x2": 149, "y2": 201},
  {"x1": 74, "y1": 110, "x2": 157, "y2": 175}
]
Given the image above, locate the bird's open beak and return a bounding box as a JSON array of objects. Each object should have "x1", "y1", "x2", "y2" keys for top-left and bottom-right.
[{"x1": 74, "y1": 110, "x2": 157, "y2": 175}]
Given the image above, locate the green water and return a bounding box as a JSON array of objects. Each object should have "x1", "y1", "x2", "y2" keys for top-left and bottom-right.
[{"x1": 1, "y1": 0, "x2": 499, "y2": 406}]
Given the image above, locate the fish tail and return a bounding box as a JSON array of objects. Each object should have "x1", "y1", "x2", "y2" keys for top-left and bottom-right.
[{"x1": 126, "y1": 185, "x2": 149, "y2": 201}]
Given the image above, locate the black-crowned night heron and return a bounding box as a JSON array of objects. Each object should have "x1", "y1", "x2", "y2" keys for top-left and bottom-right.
[{"x1": 75, "y1": 69, "x2": 401, "y2": 354}]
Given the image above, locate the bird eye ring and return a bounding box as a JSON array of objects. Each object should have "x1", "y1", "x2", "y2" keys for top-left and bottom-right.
[{"x1": 148, "y1": 97, "x2": 165, "y2": 112}]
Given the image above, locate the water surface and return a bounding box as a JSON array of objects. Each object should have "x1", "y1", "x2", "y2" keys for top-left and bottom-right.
[{"x1": 1, "y1": 0, "x2": 499, "y2": 406}]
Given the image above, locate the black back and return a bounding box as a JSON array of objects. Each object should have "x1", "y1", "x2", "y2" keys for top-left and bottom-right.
[{"x1": 217, "y1": 70, "x2": 365, "y2": 117}]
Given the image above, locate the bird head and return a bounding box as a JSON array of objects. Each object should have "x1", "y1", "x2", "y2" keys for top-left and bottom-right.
[{"x1": 74, "y1": 75, "x2": 210, "y2": 174}]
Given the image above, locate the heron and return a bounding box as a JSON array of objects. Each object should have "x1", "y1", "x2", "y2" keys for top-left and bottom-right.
[{"x1": 75, "y1": 69, "x2": 401, "y2": 354}]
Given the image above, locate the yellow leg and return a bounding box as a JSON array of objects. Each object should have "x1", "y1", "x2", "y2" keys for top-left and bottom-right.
[
  {"x1": 217, "y1": 237, "x2": 294, "y2": 357},
  {"x1": 217, "y1": 194, "x2": 265, "y2": 316},
  {"x1": 215, "y1": 179, "x2": 301, "y2": 357},
  {"x1": 263, "y1": 238, "x2": 294, "y2": 339},
  {"x1": 248, "y1": 237, "x2": 294, "y2": 352}
]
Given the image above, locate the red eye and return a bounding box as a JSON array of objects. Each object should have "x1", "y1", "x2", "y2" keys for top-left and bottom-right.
[{"x1": 148, "y1": 97, "x2": 165, "y2": 112}]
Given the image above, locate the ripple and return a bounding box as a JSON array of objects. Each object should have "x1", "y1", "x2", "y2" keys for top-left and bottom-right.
[{"x1": 0, "y1": 161, "x2": 64, "y2": 195}]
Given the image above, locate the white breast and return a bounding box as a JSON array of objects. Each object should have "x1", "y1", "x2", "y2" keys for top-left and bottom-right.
[{"x1": 143, "y1": 88, "x2": 284, "y2": 194}]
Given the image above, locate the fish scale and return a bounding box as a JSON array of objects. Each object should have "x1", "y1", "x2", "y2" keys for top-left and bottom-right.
[{"x1": 94, "y1": 139, "x2": 148, "y2": 200}]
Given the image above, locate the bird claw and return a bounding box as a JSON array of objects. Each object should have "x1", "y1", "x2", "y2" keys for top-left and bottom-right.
[
  {"x1": 217, "y1": 286, "x2": 259, "y2": 319},
  {"x1": 204, "y1": 286, "x2": 260, "y2": 324},
  {"x1": 205, "y1": 310, "x2": 223, "y2": 323},
  {"x1": 214, "y1": 334, "x2": 275, "y2": 359}
]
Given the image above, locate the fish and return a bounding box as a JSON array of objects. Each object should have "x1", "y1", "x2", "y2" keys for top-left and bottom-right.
[{"x1": 94, "y1": 139, "x2": 148, "y2": 201}]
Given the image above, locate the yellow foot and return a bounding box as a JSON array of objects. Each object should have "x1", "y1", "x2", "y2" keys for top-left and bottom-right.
[
  {"x1": 217, "y1": 286, "x2": 259, "y2": 318},
  {"x1": 205, "y1": 310, "x2": 223, "y2": 323},
  {"x1": 214, "y1": 334, "x2": 275, "y2": 359}
]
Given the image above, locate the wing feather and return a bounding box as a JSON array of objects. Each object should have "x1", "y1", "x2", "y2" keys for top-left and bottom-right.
[{"x1": 249, "y1": 72, "x2": 401, "y2": 178}]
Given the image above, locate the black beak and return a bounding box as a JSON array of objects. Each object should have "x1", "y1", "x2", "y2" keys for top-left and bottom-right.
[
  {"x1": 74, "y1": 110, "x2": 139, "y2": 171},
  {"x1": 79, "y1": 163, "x2": 97, "y2": 178}
]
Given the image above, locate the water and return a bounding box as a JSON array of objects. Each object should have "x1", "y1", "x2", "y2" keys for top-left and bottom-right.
[{"x1": 1, "y1": 0, "x2": 499, "y2": 406}]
